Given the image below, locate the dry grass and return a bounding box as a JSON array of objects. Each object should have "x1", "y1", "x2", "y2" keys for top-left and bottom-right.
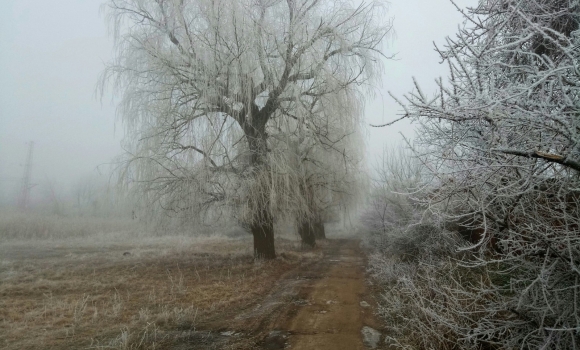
[
  {"x1": 0, "y1": 226, "x2": 313, "y2": 349},
  {"x1": 0, "y1": 211, "x2": 141, "y2": 241}
]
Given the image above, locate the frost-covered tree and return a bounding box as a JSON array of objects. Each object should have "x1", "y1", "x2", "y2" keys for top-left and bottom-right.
[
  {"x1": 362, "y1": 145, "x2": 424, "y2": 235},
  {"x1": 282, "y1": 105, "x2": 364, "y2": 247},
  {"x1": 379, "y1": 0, "x2": 580, "y2": 348},
  {"x1": 100, "y1": 0, "x2": 389, "y2": 258}
]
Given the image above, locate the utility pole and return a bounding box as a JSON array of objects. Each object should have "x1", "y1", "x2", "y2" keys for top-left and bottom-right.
[{"x1": 18, "y1": 141, "x2": 34, "y2": 210}]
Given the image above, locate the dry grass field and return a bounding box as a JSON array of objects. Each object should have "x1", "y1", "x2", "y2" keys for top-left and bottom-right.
[{"x1": 0, "y1": 214, "x2": 321, "y2": 350}]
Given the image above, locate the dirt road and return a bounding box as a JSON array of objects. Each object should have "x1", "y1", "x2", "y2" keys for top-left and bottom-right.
[
  {"x1": 283, "y1": 239, "x2": 379, "y2": 349},
  {"x1": 226, "y1": 239, "x2": 383, "y2": 350}
]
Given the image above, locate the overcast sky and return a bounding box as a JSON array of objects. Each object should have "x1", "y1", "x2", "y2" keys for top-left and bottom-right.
[{"x1": 0, "y1": 0, "x2": 476, "y2": 204}]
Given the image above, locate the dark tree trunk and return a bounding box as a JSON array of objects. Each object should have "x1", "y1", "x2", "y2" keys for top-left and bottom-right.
[
  {"x1": 313, "y1": 220, "x2": 326, "y2": 239},
  {"x1": 251, "y1": 215, "x2": 276, "y2": 259},
  {"x1": 248, "y1": 180, "x2": 276, "y2": 259},
  {"x1": 298, "y1": 220, "x2": 316, "y2": 248},
  {"x1": 244, "y1": 120, "x2": 276, "y2": 259}
]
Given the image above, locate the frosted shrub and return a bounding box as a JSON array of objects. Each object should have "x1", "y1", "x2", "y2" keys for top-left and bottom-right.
[{"x1": 373, "y1": 0, "x2": 580, "y2": 348}]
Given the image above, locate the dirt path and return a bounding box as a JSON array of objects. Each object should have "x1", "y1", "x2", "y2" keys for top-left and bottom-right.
[
  {"x1": 145, "y1": 238, "x2": 384, "y2": 350},
  {"x1": 285, "y1": 239, "x2": 376, "y2": 349},
  {"x1": 248, "y1": 239, "x2": 383, "y2": 350}
]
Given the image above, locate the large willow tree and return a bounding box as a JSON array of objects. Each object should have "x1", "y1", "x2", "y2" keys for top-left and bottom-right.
[{"x1": 100, "y1": 0, "x2": 389, "y2": 258}]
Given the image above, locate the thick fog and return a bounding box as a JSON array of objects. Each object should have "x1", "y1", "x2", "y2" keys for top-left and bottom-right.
[{"x1": 0, "y1": 0, "x2": 475, "y2": 207}]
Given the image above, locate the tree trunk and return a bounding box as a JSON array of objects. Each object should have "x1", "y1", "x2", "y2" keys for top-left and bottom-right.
[
  {"x1": 313, "y1": 220, "x2": 326, "y2": 239},
  {"x1": 251, "y1": 215, "x2": 276, "y2": 259},
  {"x1": 245, "y1": 123, "x2": 276, "y2": 259},
  {"x1": 298, "y1": 220, "x2": 316, "y2": 248}
]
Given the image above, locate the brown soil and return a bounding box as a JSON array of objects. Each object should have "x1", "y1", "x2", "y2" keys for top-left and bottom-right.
[
  {"x1": 278, "y1": 239, "x2": 381, "y2": 349},
  {"x1": 216, "y1": 239, "x2": 385, "y2": 350}
]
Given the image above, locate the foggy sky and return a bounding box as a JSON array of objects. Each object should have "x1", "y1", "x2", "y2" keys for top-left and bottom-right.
[{"x1": 0, "y1": 0, "x2": 476, "y2": 205}]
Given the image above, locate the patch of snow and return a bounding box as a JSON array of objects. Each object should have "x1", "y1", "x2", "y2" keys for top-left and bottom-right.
[{"x1": 361, "y1": 326, "x2": 381, "y2": 349}]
